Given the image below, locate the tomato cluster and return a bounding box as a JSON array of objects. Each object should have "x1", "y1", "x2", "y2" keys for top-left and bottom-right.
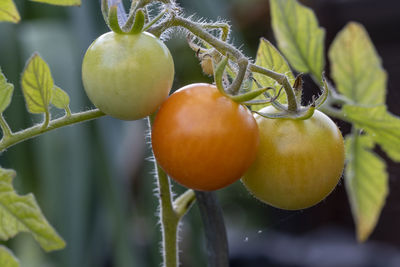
[{"x1": 82, "y1": 30, "x2": 344, "y2": 210}]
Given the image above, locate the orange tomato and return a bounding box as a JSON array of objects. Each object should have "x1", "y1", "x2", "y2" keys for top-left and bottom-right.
[{"x1": 151, "y1": 83, "x2": 259, "y2": 191}]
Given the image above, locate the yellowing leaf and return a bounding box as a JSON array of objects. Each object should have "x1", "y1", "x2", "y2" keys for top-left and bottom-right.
[
  {"x1": 344, "y1": 105, "x2": 400, "y2": 162},
  {"x1": 252, "y1": 38, "x2": 294, "y2": 110},
  {"x1": 0, "y1": 167, "x2": 66, "y2": 252},
  {"x1": 51, "y1": 86, "x2": 70, "y2": 110},
  {"x1": 0, "y1": 0, "x2": 20, "y2": 23},
  {"x1": 0, "y1": 246, "x2": 19, "y2": 267},
  {"x1": 329, "y1": 22, "x2": 387, "y2": 105},
  {"x1": 345, "y1": 134, "x2": 388, "y2": 242},
  {"x1": 29, "y1": 0, "x2": 81, "y2": 6},
  {"x1": 0, "y1": 68, "x2": 13, "y2": 114},
  {"x1": 270, "y1": 0, "x2": 325, "y2": 80},
  {"x1": 21, "y1": 53, "x2": 53, "y2": 114}
]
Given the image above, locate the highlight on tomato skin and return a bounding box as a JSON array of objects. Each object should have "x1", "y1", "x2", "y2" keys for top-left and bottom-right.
[
  {"x1": 81, "y1": 31, "x2": 174, "y2": 121},
  {"x1": 151, "y1": 83, "x2": 260, "y2": 191},
  {"x1": 242, "y1": 105, "x2": 345, "y2": 210}
]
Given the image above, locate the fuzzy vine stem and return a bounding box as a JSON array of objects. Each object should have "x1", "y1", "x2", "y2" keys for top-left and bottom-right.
[
  {"x1": 148, "y1": 114, "x2": 196, "y2": 267},
  {"x1": 152, "y1": 15, "x2": 299, "y2": 112},
  {"x1": 0, "y1": 109, "x2": 105, "y2": 153}
]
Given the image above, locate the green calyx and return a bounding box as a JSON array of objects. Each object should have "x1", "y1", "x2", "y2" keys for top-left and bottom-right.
[
  {"x1": 253, "y1": 75, "x2": 330, "y2": 120},
  {"x1": 107, "y1": 5, "x2": 145, "y2": 34},
  {"x1": 102, "y1": 0, "x2": 147, "y2": 35}
]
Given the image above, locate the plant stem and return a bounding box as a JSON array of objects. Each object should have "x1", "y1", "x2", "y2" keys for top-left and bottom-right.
[
  {"x1": 0, "y1": 114, "x2": 12, "y2": 138},
  {"x1": 157, "y1": 16, "x2": 298, "y2": 111},
  {"x1": 195, "y1": 191, "x2": 229, "y2": 267},
  {"x1": 154, "y1": 162, "x2": 179, "y2": 267},
  {"x1": 0, "y1": 109, "x2": 105, "y2": 152},
  {"x1": 319, "y1": 105, "x2": 348, "y2": 122},
  {"x1": 148, "y1": 114, "x2": 196, "y2": 267},
  {"x1": 42, "y1": 110, "x2": 50, "y2": 129},
  {"x1": 249, "y1": 64, "x2": 298, "y2": 111}
]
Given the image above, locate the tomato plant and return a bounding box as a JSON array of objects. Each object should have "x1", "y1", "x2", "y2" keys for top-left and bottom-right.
[
  {"x1": 0, "y1": 0, "x2": 397, "y2": 266},
  {"x1": 82, "y1": 31, "x2": 174, "y2": 120},
  {"x1": 242, "y1": 106, "x2": 345, "y2": 210},
  {"x1": 151, "y1": 83, "x2": 260, "y2": 191}
]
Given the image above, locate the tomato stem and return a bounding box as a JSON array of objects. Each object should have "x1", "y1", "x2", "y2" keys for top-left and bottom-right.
[
  {"x1": 148, "y1": 114, "x2": 196, "y2": 267},
  {"x1": 151, "y1": 15, "x2": 299, "y2": 111},
  {"x1": 195, "y1": 191, "x2": 229, "y2": 267},
  {"x1": 0, "y1": 114, "x2": 12, "y2": 139},
  {"x1": 0, "y1": 109, "x2": 105, "y2": 153}
]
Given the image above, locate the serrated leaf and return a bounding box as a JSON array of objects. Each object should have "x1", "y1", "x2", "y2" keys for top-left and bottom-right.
[
  {"x1": 51, "y1": 86, "x2": 70, "y2": 110},
  {"x1": 0, "y1": 246, "x2": 19, "y2": 267},
  {"x1": 270, "y1": 0, "x2": 325, "y2": 80},
  {"x1": 345, "y1": 134, "x2": 388, "y2": 242},
  {"x1": 0, "y1": 0, "x2": 20, "y2": 23},
  {"x1": 29, "y1": 0, "x2": 81, "y2": 6},
  {"x1": 344, "y1": 105, "x2": 400, "y2": 162},
  {"x1": 0, "y1": 68, "x2": 14, "y2": 114},
  {"x1": 0, "y1": 167, "x2": 65, "y2": 251},
  {"x1": 21, "y1": 53, "x2": 53, "y2": 114},
  {"x1": 252, "y1": 38, "x2": 295, "y2": 110},
  {"x1": 329, "y1": 22, "x2": 387, "y2": 105}
]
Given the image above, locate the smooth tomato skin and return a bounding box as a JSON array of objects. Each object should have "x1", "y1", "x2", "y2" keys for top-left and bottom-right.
[
  {"x1": 82, "y1": 31, "x2": 174, "y2": 120},
  {"x1": 151, "y1": 83, "x2": 259, "y2": 191},
  {"x1": 242, "y1": 106, "x2": 345, "y2": 210}
]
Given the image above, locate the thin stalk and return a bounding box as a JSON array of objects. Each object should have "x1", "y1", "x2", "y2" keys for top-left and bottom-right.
[
  {"x1": 42, "y1": 110, "x2": 50, "y2": 129},
  {"x1": 249, "y1": 64, "x2": 298, "y2": 112},
  {"x1": 0, "y1": 114, "x2": 12, "y2": 138},
  {"x1": 0, "y1": 109, "x2": 105, "y2": 152},
  {"x1": 163, "y1": 16, "x2": 298, "y2": 111},
  {"x1": 154, "y1": 161, "x2": 179, "y2": 267},
  {"x1": 319, "y1": 105, "x2": 348, "y2": 122}
]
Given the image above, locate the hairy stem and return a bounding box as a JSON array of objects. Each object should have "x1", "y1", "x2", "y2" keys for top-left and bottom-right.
[
  {"x1": 0, "y1": 109, "x2": 105, "y2": 152},
  {"x1": 155, "y1": 15, "x2": 298, "y2": 111},
  {"x1": 148, "y1": 114, "x2": 195, "y2": 267},
  {"x1": 249, "y1": 64, "x2": 298, "y2": 111}
]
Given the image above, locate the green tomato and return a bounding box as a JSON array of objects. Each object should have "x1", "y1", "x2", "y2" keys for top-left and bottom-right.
[
  {"x1": 82, "y1": 31, "x2": 174, "y2": 120},
  {"x1": 242, "y1": 106, "x2": 345, "y2": 210}
]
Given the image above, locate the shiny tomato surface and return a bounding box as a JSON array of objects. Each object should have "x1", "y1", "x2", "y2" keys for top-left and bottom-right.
[
  {"x1": 151, "y1": 83, "x2": 259, "y2": 191},
  {"x1": 242, "y1": 106, "x2": 345, "y2": 210},
  {"x1": 82, "y1": 31, "x2": 174, "y2": 120}
]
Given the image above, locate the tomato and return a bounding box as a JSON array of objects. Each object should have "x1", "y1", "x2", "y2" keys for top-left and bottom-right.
[
  {"x1": 242, "y1": 106, "x2": 345, "y2": 210},
  {"x1": 151, "y1": 83, "x2": 259, "y2": 191},
  {"x1": 82, "y1": 31, "x2": 174, "y2": 120}
]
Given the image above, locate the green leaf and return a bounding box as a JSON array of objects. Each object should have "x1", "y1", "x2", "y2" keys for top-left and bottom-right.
[
  {"x1": 0, "y1": 167, "x2": 66, "y2": 252},
  {"x1": 345, "y1": 134, "x2": 388, "y2": 242},
  {"x1": 29, "y1": 0, "x2": 81, "y2": 6},
  {"x1": 329, "y1": 22, "x2": 387, "y2": 105},
  {"x1": 0, "y1": 68, "x2": 14, "y2": 114},
  {"x1": 270, "y1": 0, "x2": 325, "y2": 80},
  {"x1": 344, "y1": 105, "x2": 400, "y2": 162},
  {"x1": 0, "y1": 0, "x2": 20, "y2": 23},
  {"x1": 51, "y1": 86, "x2": 70, "y2": 110},
  {"x1": 0, "y1": 246, "x2": 19, "y2": 267},
  {"x1": 21, "y1": 53, "x2": 53, "y2": 114},
  {"x1": 252, "y1": 38, "x2": 295, "y2": 110}
]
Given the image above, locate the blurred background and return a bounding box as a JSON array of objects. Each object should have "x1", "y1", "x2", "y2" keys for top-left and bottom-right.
[{"x1": 0, "y1": 0, "x2": 399, "y2": 266}]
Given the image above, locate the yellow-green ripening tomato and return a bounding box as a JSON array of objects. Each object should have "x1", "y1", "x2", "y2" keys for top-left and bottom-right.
[
  {"x1": 82, "y1": 31, "x2": 174, "y2": 120},
  {"x1": 242, "y1": 106, "x2": 345, "y2": 210}
]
